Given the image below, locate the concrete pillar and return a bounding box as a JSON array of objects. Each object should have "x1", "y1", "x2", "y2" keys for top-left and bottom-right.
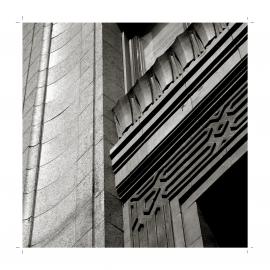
[{"x1": 22, "y1": 23, "x2": 124, "y2": 247}]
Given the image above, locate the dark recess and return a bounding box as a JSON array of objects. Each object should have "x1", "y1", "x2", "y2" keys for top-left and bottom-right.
[
  {"x1": 117, "y1": 23, "x2": 156, "y2": 38},
  {"x1": 197, "y1": 153, "x2": 248, "y2": 247}
]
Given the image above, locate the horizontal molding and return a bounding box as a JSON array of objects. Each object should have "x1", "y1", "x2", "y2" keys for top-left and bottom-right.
[
  {"x1": 112, "y1": 23, "x2": 230, "y2": 140},
  {"x1": 116, "y1": 54, "x2": 247, "y2": 202},
  {"x1": 110, "y1": 24, "x2": 241, "y2": 163},
  {"x1": 111, "y1": 23, "x2": 247, "y2": 177}
]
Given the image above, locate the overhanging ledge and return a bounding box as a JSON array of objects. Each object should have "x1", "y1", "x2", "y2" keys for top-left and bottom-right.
[{"x1": 110, "y1": 23, "x2": 247, "y2": 194}]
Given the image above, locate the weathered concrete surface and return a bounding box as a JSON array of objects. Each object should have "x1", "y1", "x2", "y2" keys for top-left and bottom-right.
[
  {"x1": 23, "y1": 23, "x2": 49, "y2": 247},
  {"x1": 93, "y1": 23, "x2": 124, "y2": 247},
  {"x1": 23, "y1": 23, "x2": 124, "y2": 247},
  {"x1": 182, "y1": 202, "x2": 203, "y2": 247}
]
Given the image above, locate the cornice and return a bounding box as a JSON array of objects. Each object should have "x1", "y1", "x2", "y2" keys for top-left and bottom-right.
[
  {"x1": 110, "y1": 23, "x2": 247, "y2": 200},
  {"x1": 118, "y1": 55, "x2": 247, "y2": 202},
  {"x1": 110, "y1": 24, "x2": 246, "y2": 158},
  {"x1": 111, "y1": 23, "x2": 231, "y2": 142}
]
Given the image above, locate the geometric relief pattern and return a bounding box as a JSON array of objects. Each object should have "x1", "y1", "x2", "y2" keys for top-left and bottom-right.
[
  {"x1": 113, "y1": 23, "x2": 229, "y2": 138},
  {"x1": 129, "y1": 171, "x2": 174, "y2": 247},
  {"x1": 128, "y1": 80, "x2": 247, "y2": 247}
]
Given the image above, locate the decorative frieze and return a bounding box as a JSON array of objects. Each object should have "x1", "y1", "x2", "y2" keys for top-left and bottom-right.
[
  {"x1": 112, "y1": 23, "x2": 229, "y2": 139},
  {"x1": 127, "y1": 74, "x2": 247, "y2": 247}
]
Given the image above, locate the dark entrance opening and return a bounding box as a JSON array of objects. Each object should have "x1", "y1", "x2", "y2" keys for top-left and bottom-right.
[{"x1": 197, "y1": 153, "x2": 248, "y2": 247}]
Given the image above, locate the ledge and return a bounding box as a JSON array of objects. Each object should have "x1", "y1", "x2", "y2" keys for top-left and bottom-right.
[
  {"x1": 111, "y1": 23, "x2": 233, "y2": 147},
  {"x1": 110, "y1": 23, "x2": 247, "y2": 192}
]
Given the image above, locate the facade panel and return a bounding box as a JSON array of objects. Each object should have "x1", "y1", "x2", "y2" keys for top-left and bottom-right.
[{"x1": 23, "y1": 22, "x2": 247, "y2": 247}]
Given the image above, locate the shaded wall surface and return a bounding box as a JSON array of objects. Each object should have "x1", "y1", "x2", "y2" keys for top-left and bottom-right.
[{"x1": 23, "y1": 23, "x2": 124, "y2": 247}]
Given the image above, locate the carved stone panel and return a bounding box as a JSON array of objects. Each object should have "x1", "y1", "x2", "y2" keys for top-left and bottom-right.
[
  {"x1": 112, "y1": 23, "x2": 230, "y2": 139},
  {"x1": 129, "y1": 171, "x2": 175, "y2": 247},
  {"x1": 126, "y1": 77, "x2": 247, "y2": 247}
]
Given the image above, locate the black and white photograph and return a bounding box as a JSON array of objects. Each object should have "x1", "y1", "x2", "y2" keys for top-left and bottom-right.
[
  {"x1": 1, "y1": 0, "x2": 270, "y2": 269},
  {"x1": 22, "y1": 22, "x2": 247, "y2": 248}
]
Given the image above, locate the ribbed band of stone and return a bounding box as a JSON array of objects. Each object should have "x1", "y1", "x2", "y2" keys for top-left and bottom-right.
[{"x1": 23, "y1": 23, "x2": 52, "y2": 247}]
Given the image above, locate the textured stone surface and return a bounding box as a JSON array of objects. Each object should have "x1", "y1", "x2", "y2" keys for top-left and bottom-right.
[
  {"x1": 23, "y1": 88, "x2": 36, "y2": 115},
  {"x1": 93, "y1": 140, "x2": 105, "y2": 195},
  {"x1": 94, "y1": 220, "x2": 105, "y2": 247},
  {"x1": 23, "y1": 23, "x2": 123, "y2": 247},
  {"x1": 30, "y1": 31, "x2": 44, "y2": 65},
  {"x1": 105, "y1": 222, "x2": 124, "y2": 247},
  {"x1": 115, "y1": 97, "x2": 193, "y2": 185},
  {"x1": 82, "y1": 23, "x2": 95, "y2": 55},
  {"x1": 189, "y1": 236, "x2": 203, "y2": 247},
  {"x1": 103, "y1": 76, "x2": 125, "y2": 104},
  {"x1": 40, "y1": 128, "x2": 78, "y2": 166},
  {"x1": 52, "y1": 23, "x2": 73, "y2": 38},
  {"x1": 105, "y1": 191, "x2": 123, "y2": 230},
  {"x1": 104, "y1": 162, "x2": 118, "y2": 196},
  {"x1": 26, "y1": 23, "x2": 93, "y2": 247},
  {"x1": 44, "y1": 83, "x2": 80, "y2": 123},
  {"x1": 51, "y1": 24, "x2": 82, "y2": 52},
  {"x1": 123, "y1": 203, "x2": 131, "y2": 247},
  {"x1": 47, "y1": 49, "x2": 82, "y2": 85},
  {"x1": 75, "y1": 200, "x2": 92, "y2": 241},
  {"x1": 102, "y1": 23, "x2": 122, "y2": 54},
  {"x1": 238, "y1": 40, "x2": 247, "y2": 59},
  {"x1": 77, "y1": 148, "x2": 93, "y2": 183},
  {"x1": 182, "y1": 202, "x2": 202, "y2": 246},
  {"x1": 200, "y1": 50, "x2": 240, "y2": 93},
  {"x1": 98, "y1": 94, "x2": 115, "y2": 122},
  {"x1": 49, "y1": 32, "x2": 82, "y2": 68},
  {"x1": 103, "y1": 43, "x2": 124, "y2": 88},
  {"x1": 24, "y1": 73, "x2": 39, "y2": 100},
  {"x1": 38, "y1": 141, "x2": 78, "y2": 189},
  {"x1": 31, "y1": 189, "x2": 77, "y2": 245},
  {"x1": 27, "y1": 56, "x2": 41, "y2": 82},
  {"x1": 45, "y1": 64, "x2": 80, "y2": 103},
  {"x1": 94, "y1": 191, "x2": 105, "y2": 226},
  {"x1": 79, "y1": 103, "x2": 93, "y2": 135},
  {"x1": 74, "y1": 229, "x2": 92, "y2": 247},
  {"x1": 42, "y1": 108, "x2": 79, "y2": 142},
  {"x1": 34, "y1": 164, "x2": 77, "y2": 216},
  {"x1": 170, "y1": 198, "x2": 185, "y2": 247},
  {"x1": 23, "y1": 23, "x2": 34, "y2": 39},
  {"x1": 78, "y1": 126, "x2": 93, "y2": 158},
  {"x1": 80, "y1": 49, "x2": 94, "y2": 75},
  {"x1": 42, "y1": 219, "x2": 76, "y2": 247},
  {"x1": 23, "y1": 127, "x2": 31, "y2": 152},
  {"x1": 112, "y1": 29, "x2": 244, "y2": 187},
  {"x1": 76, "y1": 173, "x2": 92, "y2": 209},
  {"x1": 79, "y1": 66, "x2": 94, "y2": 93},
  {"x1": 23, "y1": 44, "x2": 32, "y2": 62},
  {"x1": 95, "y1": 115, "x2": 118, "y2": 146},
  {"x1": 100, "y1": 23, "x2": 124, "y2": 247},
  {"x1": 79, "y1": 82, "x2": 93, "y2": 113}
]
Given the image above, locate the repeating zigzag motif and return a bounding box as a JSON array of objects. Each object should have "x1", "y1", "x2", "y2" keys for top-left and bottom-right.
[
  {"x1": 113, "y1": 23, "x2": 229, "y2": 138},
  {"x1": 128, "y1": 82, "x2": 247, "y2": 247}
]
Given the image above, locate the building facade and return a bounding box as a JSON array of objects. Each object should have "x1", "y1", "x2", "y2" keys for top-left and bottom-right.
[{"x1": 23, "y1": 22, "x2": 247, "y2": 247}]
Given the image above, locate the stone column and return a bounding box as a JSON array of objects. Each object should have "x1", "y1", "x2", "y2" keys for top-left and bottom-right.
[
  {"x1": 22, "y1": 23, "x2": 124, "y2": 247},
  {"x1": 93, "y1": 23, "x2": 125, "y2": 247}
]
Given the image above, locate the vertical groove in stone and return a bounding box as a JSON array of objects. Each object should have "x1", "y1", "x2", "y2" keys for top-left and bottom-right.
[
  {"x1": 74, "y1": 24, "x2": 83, "y2": 247},
  {"x1": 91, "y1": 23, "x2": 96, "y2": 247},
  {"x1": 23, "y1": 23, "x2": 53, "y2": 247},
  {"x1": 180, "y1": 204, "x2": 187, "y2": 247},
  {"x1": 23, "y1": 24, "x2": 36, "y2": 110}
]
